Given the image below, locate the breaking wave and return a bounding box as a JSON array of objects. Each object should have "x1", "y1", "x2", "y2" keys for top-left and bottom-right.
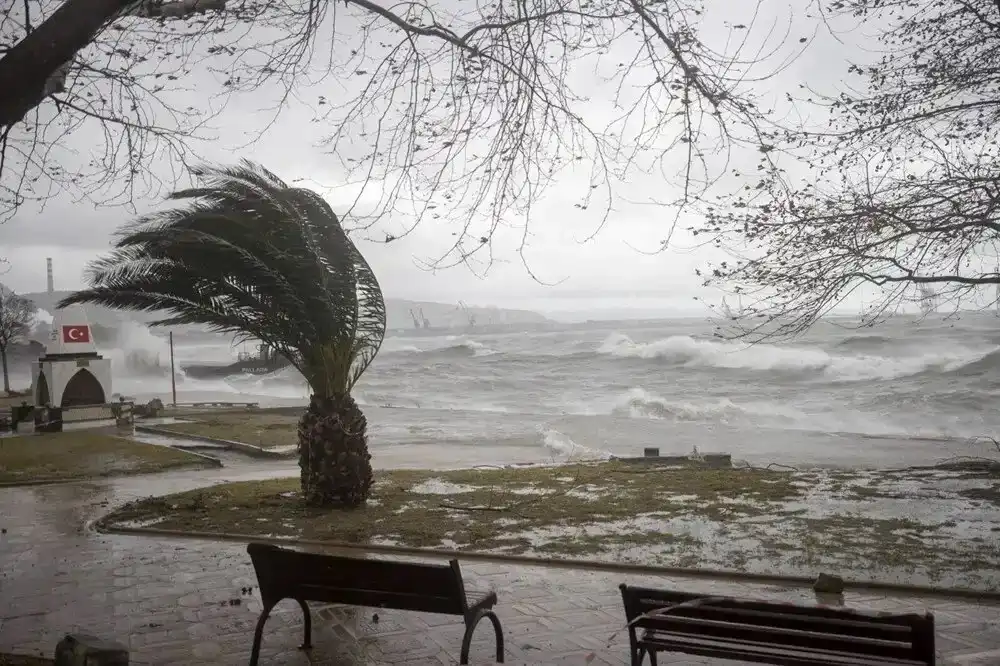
[
  {"x1": 940, "y1": 347, "x2": 1000, "y2": 378},
  {"x1": 611, "y1": 387, "x2": 802, "y2": 423},
  {"x1": 385, "y1": 337, "x2": 498, "y2": 357},
  {"x1": 835, "y1": 334, "x2": 895, "y2": 349},
  {"x1": 541, "y1": 428, "x2": 611, "y2": 461},
  {"x1": 596, "y1": 333, "x2": 992, "y2": 382}
]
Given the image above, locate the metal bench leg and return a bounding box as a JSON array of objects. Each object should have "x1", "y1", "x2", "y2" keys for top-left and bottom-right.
[
  {"x1": 487, "y1": 610, "x2": 505, "y2": 663},
  {"x1": 249, "y1": 602, "x2": 276, "y2": 666},
  {"x1": 295, "y1": 598, "x2": 312, "y2": 649},
  {"x1": 461, "y1": 609, "x2": 505, "y2": 664},
  {"x1": 627, "y1": 629, "x2": 642, "y2": 666},
  {"x1": 647, "y1": 648, "x2": 658, "y2": 666}
]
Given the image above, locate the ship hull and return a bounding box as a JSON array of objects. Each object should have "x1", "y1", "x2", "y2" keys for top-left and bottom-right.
[{"x1": 181, "y1": 358, "x2": 291, "y2": 379}]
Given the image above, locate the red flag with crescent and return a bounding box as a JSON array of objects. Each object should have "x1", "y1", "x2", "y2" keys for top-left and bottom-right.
[{"x1": 62, "y1": 325, "x2": 91, "y2": 343}]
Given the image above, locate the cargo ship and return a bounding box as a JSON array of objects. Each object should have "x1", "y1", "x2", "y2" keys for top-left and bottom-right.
[{"x1": 181, "y1": 343, "x2": 291, "y2": 379}]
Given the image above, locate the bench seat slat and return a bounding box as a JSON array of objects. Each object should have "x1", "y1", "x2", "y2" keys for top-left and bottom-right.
[
  {"x1": 658, "y1": 605, "x2": 915, "y2": 639},
  {"x1": 641, "y1": 631, "x2": 930, "y2": 666},
  {"x1": 638, "y1": 615, "x2": 919, "y2": 660},
  {"x1": 629, "y1": 590, "x2": 922, "y2": 625}
]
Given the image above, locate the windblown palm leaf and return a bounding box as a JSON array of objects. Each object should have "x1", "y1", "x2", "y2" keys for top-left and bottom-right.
[{"x1": 60, "y1": 160, "x2": 386, "y2": 398}]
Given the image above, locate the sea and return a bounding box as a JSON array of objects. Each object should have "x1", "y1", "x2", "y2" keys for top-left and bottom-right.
[{"x1": 60, "y1": 313, "x2": 1000, "y2": 469}]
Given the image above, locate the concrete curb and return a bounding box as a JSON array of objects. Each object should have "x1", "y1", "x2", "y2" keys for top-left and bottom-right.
[
  {"x1": 0, "y1": 477, "x2": 77, "y2": 488},
  {"x1": 162, "y1": 447, "x2": 224, "y2": 467},
  {"x1": 94, "y1": 522, "x2": 1000, "y2": 603},
  {"x1": 135, "y1": 425, "x2": 295, "y2": 459}
]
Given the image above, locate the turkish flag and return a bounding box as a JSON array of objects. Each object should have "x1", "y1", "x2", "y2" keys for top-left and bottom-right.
[{"x1": 62, "y1": 325, "x2": 91, "y2": 343}]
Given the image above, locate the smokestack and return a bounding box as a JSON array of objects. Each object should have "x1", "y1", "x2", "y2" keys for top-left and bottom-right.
[{"x1": 46, "y1": 257, "x2": 54, "y2": 294}]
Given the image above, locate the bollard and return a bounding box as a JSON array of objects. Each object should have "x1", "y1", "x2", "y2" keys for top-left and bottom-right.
[{"x1": 813, "y1": 572, "x2": 846, "y2": 595}]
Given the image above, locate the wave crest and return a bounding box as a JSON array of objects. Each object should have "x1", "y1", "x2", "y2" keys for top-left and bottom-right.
[
  {"x1": 612, "y1": 387, "x2": 801, "y2": 423},
  {"x1": 941, "y1": 347, "x2": 1000, "y2": 378},
  {"x1": 386, "y1": 336, "x2": 498, "y2": 357},
  {"x1": 541, "y1": 428, "x2": 611, "y2": 461},
  {"x1": 597, "y1": 333, "x2": 991, "y2": 381},
  {"x1": 835, "y1": 334, "x2": 894, "y2": 349}
]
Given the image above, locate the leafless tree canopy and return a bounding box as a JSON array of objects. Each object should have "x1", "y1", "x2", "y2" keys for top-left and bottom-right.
[
  {"x1": 0, "y1": 0, "x2": 792, "y2": 266},
  {"x1": 696, "y1": 0, "x2": 1000, "y2": 339},
  {"x1": 0, "y1": 285, "x2": 33, "y2": 347},
  {"x1": 0, "y1": 285, "x2": 34, "y2": 393}
]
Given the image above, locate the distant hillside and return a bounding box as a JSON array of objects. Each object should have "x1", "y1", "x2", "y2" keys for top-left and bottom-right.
[
  {"x1": 385, "y1": 299, "x2": 551, "y2": 331},
  {"x1": 22, "y1": 291, "x2": 552, "y2": 334}
]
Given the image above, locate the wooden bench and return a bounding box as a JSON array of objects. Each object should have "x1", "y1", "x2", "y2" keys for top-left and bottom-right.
[
  {"x1": 619, "y1": 584, "x2": 935, "y2": 666},
  {"x1": 247, "y1": 543, "x2": 505, "y2": 665}
]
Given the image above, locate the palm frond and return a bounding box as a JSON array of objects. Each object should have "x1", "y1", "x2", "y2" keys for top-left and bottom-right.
[
  {"x1": 61, "y1": 160, "x2": 386, "y2": 397},
  {"x1": 346, "y1": 234, "x2": 386, "y2": 392}
]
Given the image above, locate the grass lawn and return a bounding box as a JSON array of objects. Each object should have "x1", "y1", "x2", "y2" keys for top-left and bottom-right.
[
  {"x1": 153, "y1": 410, "x2": 298, "y2": 448},
  {"x1": 102, "y1": 461, "x2": 1000, "y2": 590},
  {"x1": 0, "y1": 431, "x2": 216, "y2": 484}
]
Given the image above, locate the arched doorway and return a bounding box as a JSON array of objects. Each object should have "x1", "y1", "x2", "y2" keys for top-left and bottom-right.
[
  {"x1": 61, "y1": 369, "x2": 105, "y2": 407},
  {"x1": 36, "y1": 371, "x2": 50, "y2": 405}
]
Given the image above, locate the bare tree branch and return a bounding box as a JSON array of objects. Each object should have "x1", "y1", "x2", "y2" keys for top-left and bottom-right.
[
  {"x1": 694, "y1": 0, "x2": 1000, "y2": 340},
  {"x1": 1, "y1": 0, "x2": 791, "y2": 270},
  {"x1": 0, "y1": 0, "x2": 134, "y2": 128}
]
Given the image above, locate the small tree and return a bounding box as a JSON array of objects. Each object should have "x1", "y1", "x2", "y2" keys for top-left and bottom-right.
[
  {"x1": 0, "y1": 287, "x2": 35, "y2": 394},
  {"x1": 63, "y1": 161, "x2": 386, "y2": 507}
]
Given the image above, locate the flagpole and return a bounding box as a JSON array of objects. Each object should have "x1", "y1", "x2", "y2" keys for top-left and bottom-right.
[{"x1": 169, "y1": 331, "x2": 177, "y2": 407}]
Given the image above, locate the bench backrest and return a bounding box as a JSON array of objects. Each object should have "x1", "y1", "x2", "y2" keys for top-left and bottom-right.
[
  {"x1": 620, "y1": 584, "x2": 935, "y2": 665},
  {"x1": 248, "y1": 543, "x2": 468, "y2": 615}
]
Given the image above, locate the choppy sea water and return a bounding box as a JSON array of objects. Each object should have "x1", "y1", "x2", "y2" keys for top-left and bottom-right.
[{"x1": 66, "y1": 313, "x2": 1000, "y2": 469}]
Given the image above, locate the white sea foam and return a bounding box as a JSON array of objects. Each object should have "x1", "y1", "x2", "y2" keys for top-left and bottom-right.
[
  {"x1": 101, "y1": 321, "x2": 174, "y2": 377},
  {"x1": 439, "y1": 336, "x2": 499, "y2": 356},
  {"x1": 597, "y1": 332, "x2": 991, "y2": 381},
  {"x1": 223, "y1": 366, "x2": 310, "y2": 399},
  {"x1": 541, "y1": 428, "x2": 611, "y2": 461},
  {"x1": 410, "y1": 479, "x2": 478, "y2": 494},
  {"x1": 613, "y1": 387, "x2": 803, "y2": 423},
  {"x1": 385, "y1": 336, "x2": 498, "y2": 357}
]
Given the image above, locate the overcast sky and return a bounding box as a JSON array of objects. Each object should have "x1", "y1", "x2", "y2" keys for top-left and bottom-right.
[{"x1": 1, "y1": 0, "x2": 870, "y2": 317}]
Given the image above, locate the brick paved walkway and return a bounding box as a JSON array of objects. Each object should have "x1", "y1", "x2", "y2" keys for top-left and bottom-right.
[{"x1": 1, "y1": 466, "x2": 999, "y2": 665}]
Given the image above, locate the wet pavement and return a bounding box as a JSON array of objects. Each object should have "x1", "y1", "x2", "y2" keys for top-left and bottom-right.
[{"x1": 1, "y1": 463, "x2": 999, "y2": 665}]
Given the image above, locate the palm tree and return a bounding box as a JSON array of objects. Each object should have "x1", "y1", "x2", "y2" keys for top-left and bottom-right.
[{"x1": 60, "y1": 161, "x2": 386, "y2": 507}]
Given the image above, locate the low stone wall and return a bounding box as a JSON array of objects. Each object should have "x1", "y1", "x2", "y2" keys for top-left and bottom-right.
[{"x1": 135, "y1": 425, "x2": 294, "y2": 459}]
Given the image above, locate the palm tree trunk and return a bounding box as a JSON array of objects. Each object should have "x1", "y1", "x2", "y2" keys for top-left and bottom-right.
[{"x1": 298, "y1": 393, "x2": 374, "y2": 507}]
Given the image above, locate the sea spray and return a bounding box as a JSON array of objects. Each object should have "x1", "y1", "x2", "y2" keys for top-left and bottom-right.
[
  {"x1": 540, "y1": 428, "x2": 611, "y2": 462},
  {"x1": 597, "y1": 332, "x2": 993, "y2": 382},
  {"x1": 224, "y1": 366, "x2": 310, "y2": 400},
  {"x1": 611, "y1": 387, "x2": 804, "y2": 423},
  {"x1": 381, "y1": 335, "x2": 498, "y2": 357},
  {"x1": 100, "y1": 321, "x2": 174, "y2": 378}
]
